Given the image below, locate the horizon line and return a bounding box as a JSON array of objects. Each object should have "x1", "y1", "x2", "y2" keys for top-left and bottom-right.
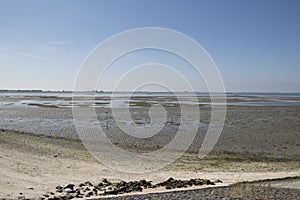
[{"x1": 0, "y1": 89, "x2": 300, "y2": 94}]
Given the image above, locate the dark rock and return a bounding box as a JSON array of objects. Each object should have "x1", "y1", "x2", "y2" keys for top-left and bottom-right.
[
  {"x1": 56, "y1": 189, "x2": 63, "y2": 193},
  {"x1": 167, "y1": 177, "x2": 174, "y2": 182},
  {"x1": 165, "y1": 185, "x2": 172, "y2": 190},
  {"x1": 85, "y1": 191, "x2": 94, "y2": 198},
  {"x1": 193, "y1": 178, "x2": 204, "y2": 185},
  {"x1": 140, "y1": 180, "x2": 152, "y2": 188},
  {"x1": 64, "y1": 188, "x2": 73, "y2": 193},
  {"x1": 64, "y1": 183, "x2": 75, "y2": 190},
  {"x1": 84, "y1": 181, "x2": 93, "y2": 186},
  {"x1": 75, "y1": 188, "x2": 82, "y2": 194},
  {"x1": 117, "y1": 180, "x2": 127, "y2": 187},
  {"x1": 55, "y1": 186, "x2": 63, "y2": 190},
  {"x1": 97, "y1": 182, "x2": 104, "y2": 187},
  {"x1": 75, "y1": 194, "x2": 83, "y2": 198},
  {"x1": 118, "y1": 186, "x2": 126, "y2": 193},
  {"x1": 94, "y1": 185, "x2": 102, "y2": 191},
  {"x1": 136, "y1": 186, "x2": 143, "y2": 192},
  {"x1": 140, "y1": 180, "x2": 147, "y2": 185},
  {"x1": 102, "y1": 178, "x2": 109, "y2": 184},
  {"x1": 104, "y1": 189, "x2": 117, "y2": 195},
  {"x1": 64, "y1": 193, "x2": 74, "y2": 199},
  {"x1": 78, "y1": 183, "x2": 85, "y2": 187}
]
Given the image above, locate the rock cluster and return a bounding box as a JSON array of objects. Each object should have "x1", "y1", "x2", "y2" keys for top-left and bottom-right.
[
  {"x1": 156, "y1": 177, "x2": 217, "y2": 190},
  {"x1": 38, "y1": 178, "x2": 218, "y2": 200}
]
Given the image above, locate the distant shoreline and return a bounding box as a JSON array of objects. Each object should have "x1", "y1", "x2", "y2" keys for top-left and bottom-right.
[{"x1": 1, "y1": 89, "x2": 300, "y2": 95}]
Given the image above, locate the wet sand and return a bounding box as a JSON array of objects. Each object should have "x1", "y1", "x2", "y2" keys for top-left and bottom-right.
[{"x1": 0, "y1": 105, "x2": 299, "y2": 159}]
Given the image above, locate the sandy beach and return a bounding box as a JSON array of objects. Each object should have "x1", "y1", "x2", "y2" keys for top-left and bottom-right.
[
  {"x1": 1, "y1": 94, "x2": 300, "y2": 199},
  {"x1": 1, "y1": 129, "x2": 299, "y2": 199}
]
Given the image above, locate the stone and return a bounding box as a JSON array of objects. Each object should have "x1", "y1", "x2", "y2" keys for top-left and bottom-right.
[
  {"x1": 85, "y1": 191, "x2": 94, "y2": 198},
  {"x1": 166, "y1": 186, "x2": 172, "y2": 190},
  {"x1": 136, "y1": 186, "x2": 143, "y2": 192},
  {"x1": 64, "y1": 188, "x2": 73, "y2": 193},
  {"x1": 84, "y1": 181, "x2": 93, "y2": 186},
  {"x1": 64, "y1": 193, "x2": 74, "y2": 199},
  {"x1": 75, "y1": 194, "x2": 83, "y2": 198},
  {"x1": 167, "y1": 177, "x2": 174, "y2": 182},
  {"x1": 78, "y1": 183, "x2": 85, "y2": 187},
  {"x1": 97, "y1": 182, "x2": 104, "y2": 187},
  {"x1": 102, "y1": 178, "x2": 109, "y2": 184},
  {"x1": 194, "y1": 179, "x2": 204, "y2": 186},
  {"x1": 56, "y1": 189, "x2": 63, "y2": 193},
  {"x1": 64, "y1": 184, "x2": 75, "y2": 190}
]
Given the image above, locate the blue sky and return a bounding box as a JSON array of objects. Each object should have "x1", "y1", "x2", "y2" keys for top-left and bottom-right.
[{"x1": 0, "y1": 0, "x2": 299, "y2": 92}]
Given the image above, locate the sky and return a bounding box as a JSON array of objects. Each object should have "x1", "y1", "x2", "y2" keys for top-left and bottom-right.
[{"x1": 0, "y1": 0, "x2": 299, "y2": 92}]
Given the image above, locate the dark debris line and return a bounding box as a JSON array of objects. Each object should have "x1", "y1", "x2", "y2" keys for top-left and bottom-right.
[
  {"x1": 35, "y1": 178, "x2": 219, "y2": 200},
  {"x1": 12, "y1": 177, "x2": 300, "y2": 200}
]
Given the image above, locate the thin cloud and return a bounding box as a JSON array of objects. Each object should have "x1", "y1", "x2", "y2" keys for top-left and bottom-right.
[
  {"x1": 18, "y1": 52, "x2": 49, "y2": 61},
  {"x1": 48, "y1": 41, "x2": 73, "y2": 45}
]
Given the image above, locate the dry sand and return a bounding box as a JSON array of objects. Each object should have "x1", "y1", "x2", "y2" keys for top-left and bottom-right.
[{"x1": 1, "y1": 130, "x2": 299, "y2": 199}]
